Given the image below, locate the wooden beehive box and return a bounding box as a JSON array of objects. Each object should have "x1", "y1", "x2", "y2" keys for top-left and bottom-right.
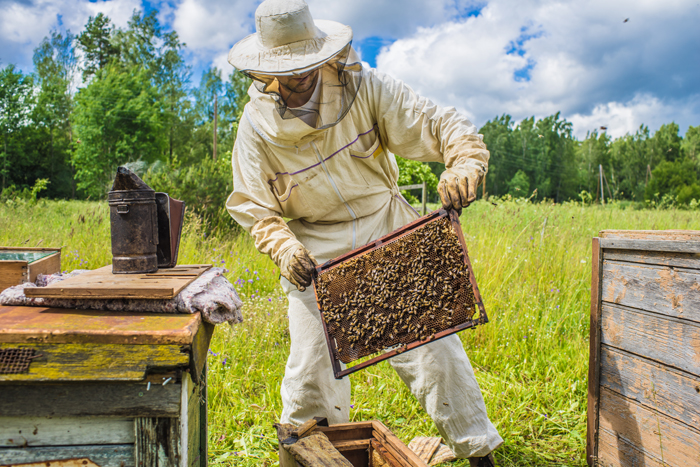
[
  {"x1": 587, "y1": 230, "x2": 700, "y2": 466},
  {"x1": 279, "y1": 420, "x2": 428, "y2": 467},
  {"x1": 0, "y1": 247, "x2": 61, "y2": 292},
  {"x1": 0, "y1": 305, "x2": 214, "y2": 466}
]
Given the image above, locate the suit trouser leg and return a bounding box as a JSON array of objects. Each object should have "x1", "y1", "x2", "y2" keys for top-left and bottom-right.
[{"x1": 390, "y1": 335, "x2": 503, "y2": 458}]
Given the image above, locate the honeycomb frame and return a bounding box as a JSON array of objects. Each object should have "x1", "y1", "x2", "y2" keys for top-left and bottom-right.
[{"x1": 313, "y1": 209, "x2": 488, "y2": 379}]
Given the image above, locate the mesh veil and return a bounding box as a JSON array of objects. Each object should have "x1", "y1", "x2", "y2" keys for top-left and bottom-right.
[{"x1": 243, "y1": 43, "x2": 362, "y2": 130}]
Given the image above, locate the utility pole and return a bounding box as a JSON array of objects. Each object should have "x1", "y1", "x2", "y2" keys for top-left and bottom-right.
[
  {"x1": 213, "y1": 94, "x2": 218, "y2": 161},
  {"x1": 599, "y1": 164, "x2": 605, "y2": 205}
]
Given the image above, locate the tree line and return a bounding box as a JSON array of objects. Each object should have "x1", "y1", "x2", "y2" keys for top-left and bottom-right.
[{"x1": 1, "y1": 9, "x2": 699, "y2": 228}]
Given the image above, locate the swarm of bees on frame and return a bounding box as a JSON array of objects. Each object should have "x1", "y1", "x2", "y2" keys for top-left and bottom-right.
[{"x1": 315, "y1": 217, "x2": 478, "y2": 364}]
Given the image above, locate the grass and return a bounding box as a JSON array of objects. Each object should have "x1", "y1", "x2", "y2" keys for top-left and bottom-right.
[{"x1": 2, "y1": 198, "x2": 699, "y2": 466}]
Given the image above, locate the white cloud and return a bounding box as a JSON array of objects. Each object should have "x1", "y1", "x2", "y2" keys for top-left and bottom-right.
[
  {"x1": 376, "y1": 0, "x2": 700, "y2": 137},
  {"x1": 0, "y1": 0, "x2": 141, "y2": 71}
]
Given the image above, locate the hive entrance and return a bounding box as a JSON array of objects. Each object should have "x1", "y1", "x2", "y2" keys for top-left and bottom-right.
[{"x1": 314, "y1": 210, "x2": 486, "y2": 377}]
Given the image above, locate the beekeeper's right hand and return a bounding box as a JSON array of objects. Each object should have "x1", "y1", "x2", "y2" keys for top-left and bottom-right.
[{"x1": 280, "y1": 246, "x2": 317, "y2": 292}]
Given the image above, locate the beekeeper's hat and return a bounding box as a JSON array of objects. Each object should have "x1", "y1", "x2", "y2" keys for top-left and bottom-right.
[{"x1": 228, "y1": 0, "x2": 353, "y2": 74}]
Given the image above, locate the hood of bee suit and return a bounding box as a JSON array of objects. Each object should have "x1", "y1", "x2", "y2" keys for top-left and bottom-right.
[{"x1": 243, "y1": 45, "x2": 364, "y2": 147}]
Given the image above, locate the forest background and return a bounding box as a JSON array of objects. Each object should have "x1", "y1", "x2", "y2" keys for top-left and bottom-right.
[{"x1": 1, "y1": 10, "x2": 700, "y2": 229}]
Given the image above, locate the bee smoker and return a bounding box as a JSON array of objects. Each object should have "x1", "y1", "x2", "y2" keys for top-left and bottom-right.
[
  {"x1": 108, "y1": 167, "x2": 159, "y2": 273},
  {"x1": 108, "y1": 167, "x2": 185, "y2": 274}
]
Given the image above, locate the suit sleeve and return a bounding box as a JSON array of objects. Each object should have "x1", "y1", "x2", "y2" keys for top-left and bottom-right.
[
  {"x1": 225, "y1": 114, "x2": 304, "y2": 268},
  {"x1": 366, "y1": 68, "x2": 489, "y2": 175}
]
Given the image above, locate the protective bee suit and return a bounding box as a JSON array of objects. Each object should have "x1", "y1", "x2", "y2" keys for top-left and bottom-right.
[{"x1": 226, "y1": 0, "x2": 502, "y2": 459}]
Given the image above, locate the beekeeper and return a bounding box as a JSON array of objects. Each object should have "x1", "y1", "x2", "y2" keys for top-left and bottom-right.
[{"x1": 226, "y1": 0, "x2": 502, "y2": 464}]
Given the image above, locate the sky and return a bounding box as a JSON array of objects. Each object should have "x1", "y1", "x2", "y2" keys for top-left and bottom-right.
[{"x1": 1, "y1": 0, "x2": 699, "y2": 139}]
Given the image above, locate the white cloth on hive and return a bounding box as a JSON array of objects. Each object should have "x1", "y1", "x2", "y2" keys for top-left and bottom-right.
[{"x1": 0, "y1": 267, "x2": 243, "y2": 325}]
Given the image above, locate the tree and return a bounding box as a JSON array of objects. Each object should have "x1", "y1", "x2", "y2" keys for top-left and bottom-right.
[
  {"x1": 32, "y1": 30, "x2": 77, "y2": 197},
  {"x1": 0, "y1": 65, "x2": 34, "y2": 192},
  {"x1": 77, "y1": 13, "x2": 120, "y2": 81},
  {"x1": 72, "y1": 63, "x2": 165, "y2": 198},
  {"x1": 645, "y1": 159, "x2": 699, "y2": 204}
]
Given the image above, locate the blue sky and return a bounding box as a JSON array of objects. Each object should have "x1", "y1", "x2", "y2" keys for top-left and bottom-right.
[{"x1": 1, "y1": 0, "x2": 699, "y2": 139}]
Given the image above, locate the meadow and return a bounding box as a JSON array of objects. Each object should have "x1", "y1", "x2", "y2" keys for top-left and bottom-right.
[{"x1": 2, "y1": 199, "x2": 699, "y2": 466}]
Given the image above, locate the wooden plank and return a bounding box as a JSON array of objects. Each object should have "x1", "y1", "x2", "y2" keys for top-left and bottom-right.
[
  {"x1": 600, "y1": 230, "x2": 700, "y2": 241},
  {"x1": 597, "y1": 428, "x2": 665, "y2": 467},
  {"x1": 371, "y1": 439, "x2": 402, "y2": 467},
  {"x1": 185, "y1": 373, "x2": 201, "y2": 467},
  {"x1": 600, "y1": 303, "x2": 700, "y2": 376},
  {"x1": 316, "y1": 422, "x2": 374, "y2": 442},
  {"x1": 0, "y1": 261, "x2": 27, "y2": 292},
  {"x1": 599, "y1": 346, "x2": 700, "y2": 429},
  {"x1": 0, "y1": 382, "x2": 181, "y2": 417},
  {"x1": 0, "y1": 343, "x2": 189, "y2": 382},
  {"x1": 190, "y1": 321, "x2": 214, "y2": 384},
  {"x1": 407, "y1": 437, "x2": 441, "y2": 464},
  {"x1": 0, "y1": 416, "x2": 134, "y2": 447},
  {"x1": 604, "y1": 249, "x2": 700, "y2": 270},
  {"x1": 27, "y1": 252, "x2": 61, "y2": 283},
  {"x1": 333, "y1": 439, "x2": 371, "y2": 451},
  {"x1": 372, "y1": 422, "x2": 427, "y2": 467},
  {"x1": 599, "y1": 238, "x2": 700, "y2": 253},
  {"x1": 599, "y1": 387, "x2": 700, "y2": 466},
  {"x1": 0, "y1": 307, "x2": 201, "y2": 346},
  {"x1": 25, "y1": 264, "x2": 211, "y2": 299},
  {"x1": 135, "y1": 417, "x2": 180, "y2": 466},
  {"x1": 198, "y1": 363, "x2": 208, "y2": 467},
  {"x1": 587, "y1": 237, "x2": 602, "y2": 466},
  {"x1": 0, "y1": 445, "x2": 134, "y2": 466},
  {"x1": 4, "y1": 459, "x2": 101, "y2": 467},
  {"x1": 602, "y1": 260, "x2": 700, "y2": 323}
]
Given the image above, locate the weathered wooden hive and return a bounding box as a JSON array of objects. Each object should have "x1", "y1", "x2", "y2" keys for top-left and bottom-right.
[
  {"x1": 587, "y1": 230, "x2": 700, "y2": 466},
  {"x1": 0, "y1": 305, "x2": 213, "y2": 466}
]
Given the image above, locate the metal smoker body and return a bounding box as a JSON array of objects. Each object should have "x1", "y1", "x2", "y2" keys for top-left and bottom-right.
[{"x1": 108, "y1": 167, "x2": 159, "y2": 273}]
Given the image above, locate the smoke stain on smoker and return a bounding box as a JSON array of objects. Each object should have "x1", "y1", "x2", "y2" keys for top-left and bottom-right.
[{"x1": 316, "y1": 217, "x2": 478, "y2": 364}]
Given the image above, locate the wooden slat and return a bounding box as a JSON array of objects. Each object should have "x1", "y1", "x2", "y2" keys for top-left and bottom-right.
[
  {"x1": 24, "y1": 264, "x2": 211, "y2": 299},
  {"x1": 316, "y1": 422, "x2": 374, "y2": 442},
  {"x1": 135, "y1": 417, "x2": 180, "y2": 466},
  {"x1": 198, "y1": 363, "x2": 208, "y2": 467},
  {"x1": 0, "y1": 306, "x2": 202, "y2": 346},
  {"x1": 0, "y1": 416, "x2": 133, "y2": 447},
  {"x1": 587, "y1": 237, "x2": 603, "y2": 467},
  {"x1": 4, "y1": 459, "x2": 101, "y2": 467},
  {"x1": 333, "y1": 439, "x2": 371, "y2": 451},
  {"x1": 602, "y1": 260, "x2": 700, "y2": 323},
  {"x1": 0, "y1": 382, "x2": 181, "y2": 418},
  {"x1": 597, "y1": 428, "x2": 664, "y2": 467},
  {"x1": 407, "y1": 437, "x2": 441, "y2": 463},
  {"x1": 0, "y1": 445, "x2": 134, "y2": 466},
  {"x1": 600, "y1": 303, "x2": 700, "y2": 376},
  {"x1": 0, "y1": 343, "x2": 189, "y2": 382},
  {"x1": 185, "y1": 373, "x2": 201, "y2": 467},
  {"x1": 599, "y1": 238, "x2": 700, "y2": 253},
  {"x1": 28, "y1": 252, "x2": 61, "y2": 283},
  {"x1": 599, "y1": 387, "x2": 700, "y2": 466},
  {"x1": 600, "y1": 346, "x2": 700, "y2": 429},
  {"x1": 372, "y1": 422, "x2": 428, "y2": 467},
  {"x1": 600, "y1": 230, "x2": 700, "y2": 241},
  {"x1": 604, "y1": 249, "x2": 700, "y2": 270},
  {"x1": 371, "y1": 439, "x2": 402, "y2": 467},
  {"x1": 0, "y1": 261, "x2": 26, "y2": 292}
]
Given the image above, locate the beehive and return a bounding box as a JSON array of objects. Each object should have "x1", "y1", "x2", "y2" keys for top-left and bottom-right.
[
  {"x1": 587, "y1": 230, "x2": 700, "y2": 466},
  {"x1": 313, "y1": 209, "x2": 487, "y2": 379}
]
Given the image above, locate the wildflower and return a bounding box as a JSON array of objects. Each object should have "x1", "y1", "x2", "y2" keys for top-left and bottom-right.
[
  {"x1": 350, "y1": 404, "x2": 355, "y2": 408},
  {"x1": 268, "y1": 298, "x2": 272, "y2": 302},
  {"x1": 222, "y1": 357, "x2": 228, "y2": 365}
]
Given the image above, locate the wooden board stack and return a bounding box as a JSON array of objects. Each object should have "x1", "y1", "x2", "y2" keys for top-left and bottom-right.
[{"x1": 587, "y1": 230, "x2": 700, "y2": 466}]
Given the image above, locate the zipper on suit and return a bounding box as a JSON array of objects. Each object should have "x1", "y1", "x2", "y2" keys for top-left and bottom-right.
[{"x1": 310, "y1": 140, "x2": 358, "y2": 249}]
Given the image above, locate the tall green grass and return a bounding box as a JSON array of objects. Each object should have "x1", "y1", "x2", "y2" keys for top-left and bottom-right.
[{"x1": 2, "y1": 199, "x2": 698, "y2": 466}]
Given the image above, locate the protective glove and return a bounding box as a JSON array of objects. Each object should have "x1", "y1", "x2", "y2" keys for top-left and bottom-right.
[
  {"x1": 438, "y1": 166, "x2": 484, "y2": 211},
  {"x1": 280, "y1": 246, "x2": 318, "y2": 292}
]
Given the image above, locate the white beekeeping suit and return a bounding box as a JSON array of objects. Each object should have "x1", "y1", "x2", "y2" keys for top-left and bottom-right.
[{"x1": 226, "y1": 0, "x2": 502, "y2": 462}]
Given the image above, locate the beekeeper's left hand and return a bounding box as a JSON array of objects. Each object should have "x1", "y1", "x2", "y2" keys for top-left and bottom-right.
[{"x1": 438, "y1": 166, "x2": 483, "y2": 211}]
